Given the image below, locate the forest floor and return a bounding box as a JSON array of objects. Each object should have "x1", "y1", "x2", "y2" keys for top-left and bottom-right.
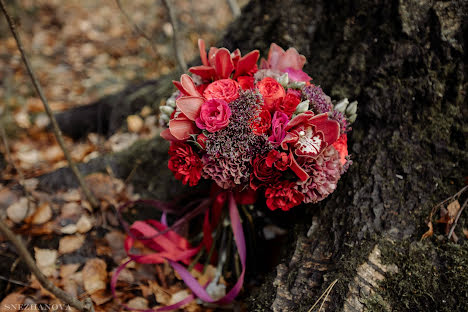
[{"x1": 0, "y1": 0, "x2": 249, "y2": 310}]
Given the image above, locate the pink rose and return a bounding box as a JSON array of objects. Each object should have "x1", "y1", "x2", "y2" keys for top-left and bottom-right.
[
  {"x1": 195, "y1": 99, "x2": 231, "y2": 132},
  {"x1": 269, "y1": 111, "x2": 289, "y2": 145},
  {"x1": 203, "y1": 79, "x2": 240, "y2": 103}
]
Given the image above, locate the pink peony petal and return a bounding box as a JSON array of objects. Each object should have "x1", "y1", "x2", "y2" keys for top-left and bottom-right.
[
  {"x1": 198, "y1": 39, "x2": 209, "y2": 66},
  {"x1": 208, "y1": 47, "x2": 218, "y2": 67},
  {"x1": 215, "y1": 48, "x2": 235, "y2": 79},
  {"x1": 284, "y1": 68, "x2": 312, "y2": 82},
  {"x1": 173, "y1": 81, "x2": 188, "y2": 96},
  {"x1": 176, "y1": 96, "x2": 204, "y2": 121}
]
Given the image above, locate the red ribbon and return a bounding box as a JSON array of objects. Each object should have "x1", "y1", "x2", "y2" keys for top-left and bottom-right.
[{"x1": 111, "y1": 190, "x2": 247, "y2": 311}]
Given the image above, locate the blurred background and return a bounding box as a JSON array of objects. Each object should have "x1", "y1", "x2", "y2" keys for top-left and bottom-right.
[{"x1": 0, "y1": 0, "x2": 247, "y2": 178}]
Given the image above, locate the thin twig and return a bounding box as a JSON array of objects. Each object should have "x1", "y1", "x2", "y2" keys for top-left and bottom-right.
[
  {"x1": 160, "y1": 0, "x2": 187, "y2": 72},
  {"x1": 448, "y1": 198, "x2": 468, "y2": 239},
  {"x1": 0, "y1": 121, "x2": 34, "y2": 218},
  {"x1": 226, "y1": 0, "x2": 240, "y2": 18},
  {"x1": 0, "y1": 217, "x2": 95, "y2": 312},
  {"x1": 308, "y1": 279, "x2": 339, "y2": 312},
  {"x1": 0, "y1": 0, "x2": 99, "y2": 209},
  {"x1": 114, "y1": 0, "x2": 158, "y2": 57}
]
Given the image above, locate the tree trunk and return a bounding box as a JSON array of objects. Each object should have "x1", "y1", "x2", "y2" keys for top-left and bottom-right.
[{"x1": 40, "y1": 0, "x2": 467, "y2": 311}]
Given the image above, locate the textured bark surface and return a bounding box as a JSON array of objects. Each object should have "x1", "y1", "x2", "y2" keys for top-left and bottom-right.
[{"x1": 40, "y1": 0, "x2": 467, "y2": 311}]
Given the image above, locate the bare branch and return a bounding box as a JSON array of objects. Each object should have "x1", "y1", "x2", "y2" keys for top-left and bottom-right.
[
  {"x1": 160, "y1": 0, "x2": 187, "y2": 72},
  {"x1": 114, "y1": 0, "x2": 159, "y2": 57},
  {"x1": 0, "y1": 217, "x2": 95, "y2": 312},
  {"x1": 226, "y1": 0, "x2": 241, "y2": 18},
  {"x1": 0, "y1": 0, "x2": 99, "y2": 209}
]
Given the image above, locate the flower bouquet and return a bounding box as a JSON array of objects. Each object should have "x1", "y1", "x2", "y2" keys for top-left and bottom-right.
[{"x1": 113, "y1": 40, "x2": 357, "y2": 310}]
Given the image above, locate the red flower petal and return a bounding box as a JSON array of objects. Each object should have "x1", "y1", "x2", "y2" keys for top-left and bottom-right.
[
  {"x1": 233, "y1": 50, "x2": 259, "y2": 79},
  {"x1": 289, "y1": 154, "x2": 309, "y2": 181},
  {"x1": 161, "y1": 128, "x2": 180, "y2": 141},
  {"x1": 189, "y1": 65, "x2": 216, "y2": 81},
  {"x1": 198, "y1": 39, "x2": 209, "y2": 66},
  {"x1": 176, "y1": 96, "x2": 204, "y2": 121},
  {"x1": 215, "y1": 48, "x2": 234, "y2": 79}
]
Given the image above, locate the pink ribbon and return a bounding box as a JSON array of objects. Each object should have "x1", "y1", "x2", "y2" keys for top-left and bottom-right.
[{"x1": 111, "y1": 192, "x2": 246, "y2": 310}]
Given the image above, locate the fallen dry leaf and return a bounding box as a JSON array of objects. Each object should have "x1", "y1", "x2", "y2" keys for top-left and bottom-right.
[
  {"x1": 82, "y1": 258, "x2": 108, "y2": 295},
  {"x1": 59, "y1": 234, "x2": 85, "y2": 254},
  {"x1": 61, "y1": 224, "x2": 78, "y2": 234},
  {"x1": 30, "y1": 202, "x2": 52, "y2": 225},
  {"x1": 60, "y1": 263, "x2": 81, "y2": 279},
  {"x1": 7, "y1": 197, "x2": 35, "y2": 223},
  {"x1": 90, "y1": 290, "x2": 113, "y2": 306},
  {"x1": 421, "y1": 221, "x2": 433, "y2": 240},
  {"x1": 34, "y1": 248, "x2": 57, "y2": 277},
  {"x1": 0, "y1": 292, "x2": 25, "y2": 307},
  {"x1": 463, "y1": 228, "x2": 468, "y2": 239},
  {"x1": 76, "y1": 214, "x2": 93, "y2": 233},
  {"x1": 127, "y1": 297, "x2": 149, "y2": 310},
  {"x1": 447, "y1": 200, "x2": 461, "y2": 224},
  {"x1": 127, "y1": 115, "x2": 144, "y2": 133},
  {"x1": 84, "y1": 173, "x2": 125, "y2": 204}
]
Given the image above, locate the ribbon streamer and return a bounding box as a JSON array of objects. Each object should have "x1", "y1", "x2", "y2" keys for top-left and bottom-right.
[{"x1": 111, "y1": 192, "x2": 246, "y2": 311}]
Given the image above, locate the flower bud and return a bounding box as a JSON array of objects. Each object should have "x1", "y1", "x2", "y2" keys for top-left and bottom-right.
[
  {"x1": 334, "y1": 98, "x2": 349, "y2": 113},
  {"x1": 288, "y1": 81, "x2": 306, "y2": 89},
  {"x1": 348, "y1": 114, "x2": 357, "y2": 123},
  {"x1": 160, "y1": 105, "x2": 175, "y2": 115},
  {"x1": 160, "y1": 114, "x2": 170, "y2": 122},
  {"x1": 166, "y1": 97, "x2": 176, "y2": 108},
  {"x1": 346, "y1": 101, "x2": 358, "y2": 115},
  {"x1": 196, "y1": 133, "x2": 207, "y2": 149},
  {"x1": 295, "y1": 100, "x2": 310, "y2": 114},
  {"x1": 277, "y1": 73, "x2": 289, "y2": 87}
]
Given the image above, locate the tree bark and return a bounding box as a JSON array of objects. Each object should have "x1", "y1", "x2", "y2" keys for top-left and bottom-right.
[{"x1": 40, "y1": 0, "x2": 467, "y2": 311}]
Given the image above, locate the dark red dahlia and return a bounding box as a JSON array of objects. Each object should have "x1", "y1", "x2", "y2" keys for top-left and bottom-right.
[
  {"x1": 265, "y1": 181, "x2": 304, "y2": 211},
  {"x1": 168, "y1": 142, "x2": 203, "y2": 186},
  {"x1": 250, "y1": 154, "x2": 281, "y2": 190}
]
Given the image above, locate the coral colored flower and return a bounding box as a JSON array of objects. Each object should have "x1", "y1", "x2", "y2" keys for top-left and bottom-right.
[
  {"x1": 195, "y1": 99, "x2": 231, "y2": 133},
  {"x1": 269, "y1": 111, "x2": 289, "y2": 145},
  {"x1": 265, "y1": 181, "x2": 304, "y2": 211},
  {"x1": 250, "y1": 154, "x2": 281, "y2": 190},
  {"x1": 279, "y1": 89, "x2": 301, "y2": 117},
  {"x1": 256, "y1": 77, "x2": 286, "y2": 111},
  {"x1": 237, "y1": 76, "x2": 255, "y2": 90},
  {"x1": 203, "y1": 79, "x2": 240, "y2": 103},
  {"x1": 332, "y1": 134, "x2": 348, "y2": 166},
  {"x1": 168, "y1": 142, "x2": 203, "y2": 186},
  {"x1": 251, "y1": 109, "x2": 272, "y2": 135},
  {"x1": 265, "y1": 150, "x2": 292, "y2": 171}
]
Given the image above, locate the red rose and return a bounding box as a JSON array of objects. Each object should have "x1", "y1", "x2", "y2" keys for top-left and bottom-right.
[
  {"x1": 195, "y1": 99, "x2": 232, "y2": 133},
  {"x1": 203, "y1": 79, "x2": 240, "y2": 103},
  {"x1": 237, "y1": 76, "x2": 255, "y2": 90},
  {"x1": 279, "y1": 89, "x2": 301, "y2": 116},
  {"x1": 265, "y1": 150, "x2": 292, "y2": 171},
  {"x1": 265, "y1": 181, "x2": 304, "y2": 211},
  {"x1": 251, "y1": 109, "x2": 272, "y2": 135},
  {"x1": 168, "y1": 142, "x2": 203, "y2": 186},
  {"x1": 332, "y1": 133, "x2": 348, "y2": 165},
  {"x1": 256, "y1": 77, "x2": 286, "y2": 111},
  {"x1": 250, "y1": 154, "x2": 281, "y2": 190}
]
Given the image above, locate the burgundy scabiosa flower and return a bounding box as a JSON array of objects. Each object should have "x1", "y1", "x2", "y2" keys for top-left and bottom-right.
[{"x1": 296, "y1": 146, "x2": 342, "y2": 203}]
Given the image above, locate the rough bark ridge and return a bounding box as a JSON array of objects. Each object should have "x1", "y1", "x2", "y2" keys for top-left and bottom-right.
[{"x1": 38, "y1": 0, "x2": 467, "y2": 311}]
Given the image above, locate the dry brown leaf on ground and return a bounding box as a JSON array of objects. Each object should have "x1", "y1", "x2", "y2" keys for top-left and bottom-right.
[
  {"x1": 60, "y1": 263, "x2": 81, "y2": 279},
  {"x1": 76, "y1": 214, "x2": 93, "y2": 233},
  {"x1": 127, "y1": 297, "x2": 149, "y2": 310},
  {"x1": 446, "y1": 200, "x2": 461, "y2": 224},
  {"x1": 127, "y1": 115, "x2": 144, "y2": 133},
  {"x1": 34, "y1": 248, "x2": 57, "y2": 277},
  {"x1": 7, "y1": 197, "x2": 35, "y2": 223},
  {"x1": 82, "y1": 258, "x2": 108, "y2": 295},
  {"x1": 58, "y1": 234, "x2": 86, "y2": 254},
  {"x1": 0, "y1": 292, "x2": 26, "y2": 308},
  {"x1": 84, "y1": 173, "x2": 126, "y2": 205},
  {"x1": 29, "y1": 202, "x2": 52, "y2": 225},
  {"x1": 421, "y1": 221, "x2": 434, "y2": 240}
]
